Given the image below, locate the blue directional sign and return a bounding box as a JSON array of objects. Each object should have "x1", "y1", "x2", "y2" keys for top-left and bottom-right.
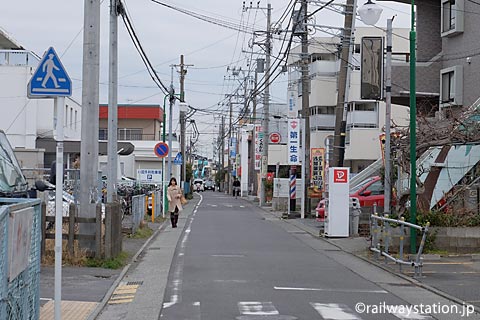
[
  {"x1": 173, "y1": 152, "x2": 183, "y2": 165},
  {"x1": 28, "y1": 47, "x2": 72, "y2": 98},
  {"x1": 154, "y1": 142, "x2": 169, "y2": 158}
]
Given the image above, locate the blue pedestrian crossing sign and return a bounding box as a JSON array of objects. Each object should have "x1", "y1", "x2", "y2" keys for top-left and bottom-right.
[
  {"x1": 28, "y1": 47, "x2": 72, "y2": 98},
  {"x1": 173, "y1": 152, "x2": 183, "y2": 165}
]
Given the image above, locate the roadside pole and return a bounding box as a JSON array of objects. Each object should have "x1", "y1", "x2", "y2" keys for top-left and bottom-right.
[
  {"x1": 54, "y1": 97, "x2": 65, "y2": 320},
  {"x1": 301, "y1": 118, "x2": 306, "y2": 219},
  {"x1": 27, "y1": 46, "x2": 72, "y2": 320}
]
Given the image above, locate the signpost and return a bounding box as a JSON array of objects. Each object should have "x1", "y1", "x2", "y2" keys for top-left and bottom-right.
[
  {"x1": 137, "y1": 169, "x2": 162, "y2": 184},
  {"x1": 154, "y1": 142, "x2": 169, "y2": 158},
  {"x1": 269, "y1": 132, "x2": 281, "y2": 144},
  {"x1": 28, "y1": 47, "x2": 72, "y2": 320},
  {"x1": 173, "y1": 152, "x2": 183, "y2": 165}
]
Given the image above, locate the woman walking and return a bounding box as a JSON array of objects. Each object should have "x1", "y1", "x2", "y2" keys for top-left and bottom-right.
[{"x1": 167, "y1": 177, "x2": 183, "y2": 228}]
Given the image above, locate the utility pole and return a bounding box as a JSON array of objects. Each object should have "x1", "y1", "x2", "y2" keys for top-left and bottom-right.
[
  {"x1": 250, "y1": 70, "x2": 258, "y2": 196},
  {"x1": 332, "y1": 0, "x2": 356, "y2": 167},
  {"x1": 384, "y1": 18, "x2": 394, "y2": 215},
  {"x1": 177, "y1": 55, "x2": 193, "y2": 192},
  {"x1": 259, "y1": 2, "x2": 272, "y2": 207},
  {"x1": 221, "y1": 116, "x2": 225, "y2": 191},
  {"x1": 167, "y1": 66, "x2": 175, "y2": 181},
  {"x1": 80, "y1": 0, "x2": 100, "y2": 253},
  {"x1": 228, "y1": 100, "x2": 233, "y2": 195},
  {"x1": 300, "y1": 0, "x2": 311, "y2": 215},
  {"x1": 107, "y1": 0, "x2": 119, "y2": 203}
]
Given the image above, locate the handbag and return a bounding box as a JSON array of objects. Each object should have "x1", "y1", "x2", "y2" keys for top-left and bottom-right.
[{"x1": 180, "y1": 194, "x2": 187, "y2": 205}]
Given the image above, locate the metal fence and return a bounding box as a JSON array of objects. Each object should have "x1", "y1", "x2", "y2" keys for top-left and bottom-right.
[
  {"x1": 131, "y1": 195, "x2": 146, "y2": 234},
  {"x1": 0, "y1": 198, "x2": 42, "y2": 320},
  {"x1": 370, "y1": 213, "x2": 430, "y2": 277}
]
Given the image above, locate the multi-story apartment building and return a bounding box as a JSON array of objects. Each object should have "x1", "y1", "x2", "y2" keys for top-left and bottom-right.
[
  {"x1": 392, "y1": 0, "x2": 479, "y2": 114},
  {"x1": 287, "y1": 27, "x2": 411, "y2": 172}
]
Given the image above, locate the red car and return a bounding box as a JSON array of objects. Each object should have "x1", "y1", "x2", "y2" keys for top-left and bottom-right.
[
  {"x1": 315, "y1": 176, "x2": 385, "y2": 220},
  {"x1": 350, "y1": 176, "x2": 385, "y2": 207}
]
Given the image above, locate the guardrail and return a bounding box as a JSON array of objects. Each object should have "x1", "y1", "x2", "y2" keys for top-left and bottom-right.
[
  {"x1": 0, "y1": 198, "x2": 42, "y2": 320},
  {"x1": 370, "y1": 213, "x2": 430, "y2": 277}
]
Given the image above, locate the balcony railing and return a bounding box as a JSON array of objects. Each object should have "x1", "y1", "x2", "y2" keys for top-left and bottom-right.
[
  {"x1": 0, "y1": 50, "x2": 40, "y2": 67},
  {"x1": 99, "y1": 133, "x2": 157, "y2": 141}
]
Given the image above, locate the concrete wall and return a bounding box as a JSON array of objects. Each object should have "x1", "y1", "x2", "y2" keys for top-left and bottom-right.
[
  {"x1": 432, "y1": 227, "x2": 480, "y2": 254},
  {"x1": 387, "y1": 226, "x2": 480, "y2": 254}
]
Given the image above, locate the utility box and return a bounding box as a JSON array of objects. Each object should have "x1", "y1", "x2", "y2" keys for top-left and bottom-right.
[{"x1": 324, "y1": 167, "x2": 350, "y2": 237}]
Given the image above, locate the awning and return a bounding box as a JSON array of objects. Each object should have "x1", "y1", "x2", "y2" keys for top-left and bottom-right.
[{"x1": 36, "y1": 138, "x2": 135, "y2": 156}]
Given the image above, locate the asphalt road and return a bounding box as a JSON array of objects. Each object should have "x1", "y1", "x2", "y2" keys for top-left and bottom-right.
[{"x1": 158, "y1": 192, "x2": 474, "y2": 320}]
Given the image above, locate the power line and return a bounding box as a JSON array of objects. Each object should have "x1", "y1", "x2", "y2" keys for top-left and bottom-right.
[{"x1": 120, "y1": 0, "x2": 170, "y2": 94}]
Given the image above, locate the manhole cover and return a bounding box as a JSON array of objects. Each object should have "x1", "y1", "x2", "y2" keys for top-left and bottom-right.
[
  {"x1": 149, "y1": 247, "x2": 161, "y2": 250},
  {"x1": 126, "y1": 281, "x2": 144, "y2": 286}
]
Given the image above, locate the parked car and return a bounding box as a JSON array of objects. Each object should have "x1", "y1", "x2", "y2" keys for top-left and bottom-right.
[
  {"x1": 193, "y1": 179, "x2": 204, "y2": 192},
  {"x1": 315, "y1": 199, "x2": 326, "y2": 220},
  {"x1": 204, "y1": 180, "x2": 215, "y2": 191},
  {"x1": 315, "y1": 176, "x2": 385, "y2": 219},
  {"x1": 350, "y1": 176, "x2": 385, "y2": 207}
]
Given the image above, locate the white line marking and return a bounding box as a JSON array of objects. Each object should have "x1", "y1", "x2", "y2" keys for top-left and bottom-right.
[
  {"x1": 193, "y1": 301, "x2": 200, "y2": 306},
  {"x1": 388, "y1": 306, "x2": 431, "y2": 319},
  {"x1": 240, "y1": 205, "x2": 245, "y2": 208},
  {"x1": 311, "y1": 303, "x2": 361, "y2": 320},
  {"x1": 211, "y1": 254, "x2": 245, "y2": 257},
  {"x1": 238, "y1": 302, "x2": 279, "y2": 315},
  {"x1": 213, "y1": 279, "x2": 248, "y2": 283},
  {"x1": 275, "y1": 286, "x2": 388, "y2": 294}
]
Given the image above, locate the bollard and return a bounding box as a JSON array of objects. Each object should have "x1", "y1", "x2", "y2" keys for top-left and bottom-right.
[
  {"x1": 384, "y1": 214, "x2": 390, "y2": 264},
  {"x1": 399, "y1": 217, "x2": 405, "y2": 273}
]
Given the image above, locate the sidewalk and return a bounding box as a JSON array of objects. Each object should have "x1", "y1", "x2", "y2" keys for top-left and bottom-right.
[
  {"x1": 91, "y1": 194, "x2": 201, "y2": 320},
  {"x1": 38, "y1": 195, "x2": 200, "y2": 320}
]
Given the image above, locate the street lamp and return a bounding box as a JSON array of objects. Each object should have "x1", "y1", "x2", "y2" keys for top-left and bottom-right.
[
  {"x1": 360, "y1": 0, "x2": 417, "y2": 253},
  {"x1": 358, "y1": 0, "x2": 383, "y2": 25},
  {"x1": 358, "y1": 2, "x2": 394, "y2": 221}
]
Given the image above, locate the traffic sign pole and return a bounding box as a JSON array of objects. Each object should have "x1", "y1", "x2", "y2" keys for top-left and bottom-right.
[
  {"x1": 28, "y1": 47, "x2": 72, "y2": 320},
  {"x1": 54, "y1": 97, "x2": 65, "y2": 320}
]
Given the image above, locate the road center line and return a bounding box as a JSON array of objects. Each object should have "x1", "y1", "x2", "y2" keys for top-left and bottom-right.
[{"x1": 211, "y1": 254, "x2": 245, "y2": 257}]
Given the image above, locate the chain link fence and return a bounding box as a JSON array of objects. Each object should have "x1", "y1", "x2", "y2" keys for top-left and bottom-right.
[{"x1": 0, "y1": 198, "x2": 42, "y2": 320}]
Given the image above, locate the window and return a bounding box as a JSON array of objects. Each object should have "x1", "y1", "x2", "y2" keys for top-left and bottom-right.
[
  {"x1": 441, "y1": 71, "x2": 455, "y2": 103},
  {"x1": 65, "y1": 105, "x2": 68, "y2": 127},
  {"x1": 75, "y1": 111, "x2": 78, "y2": 130},
  {"x1": 443, "y1": 0, "x2": 455, "y2": 31},
  {"x1": 441, "y1": 0, "x2": 464, "y2": 37},
  {"x1": 365, "y1": 181, "x2": 384, "y2": 195},
  {"x1": 99, "y1": 128, "x2": 108, "y2": 140},
  {"x1": 118, "y1": 128, "x2": 143, "y2": 140},
  {"x1": 70, "y1": 107, "x2": 73, "y2": 128},
  {"x1": 440, "y1": 66, "x2": 463, "y2": 107}
]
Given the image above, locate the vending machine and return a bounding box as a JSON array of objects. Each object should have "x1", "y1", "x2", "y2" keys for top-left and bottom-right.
[{"x1": 324, "y1": 167, "x2": 350, "y2": 237}]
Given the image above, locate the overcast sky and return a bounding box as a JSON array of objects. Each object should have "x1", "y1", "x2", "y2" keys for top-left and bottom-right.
[{"x1": 1, "y1": 0, "x2": 412, "y2": 158}]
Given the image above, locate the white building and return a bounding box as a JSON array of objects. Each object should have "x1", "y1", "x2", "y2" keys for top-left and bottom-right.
[
  {"x1": 0, "y1": 28, "x2": 82, "y2": 174},
  {"x1": 286, "y1": 26, "x2": 411, "y2": 172}
]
